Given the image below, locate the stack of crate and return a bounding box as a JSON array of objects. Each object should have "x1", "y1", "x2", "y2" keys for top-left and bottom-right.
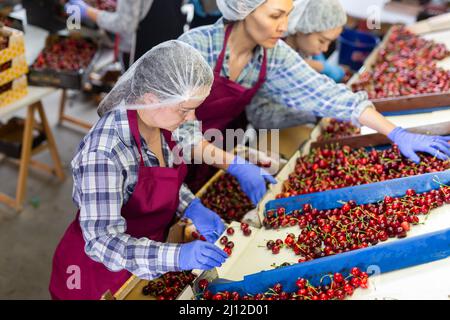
[{"x1": 0, "y1": 25, "x2": 28, "y2": 108}]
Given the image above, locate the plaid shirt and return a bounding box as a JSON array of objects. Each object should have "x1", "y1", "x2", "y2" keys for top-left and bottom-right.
[
  {"x1": 71, "y1": 109, "x2": 201, "y2": 280},
  {"x1": 179, "y1": 19, "x2": 374, "y2": 128}
]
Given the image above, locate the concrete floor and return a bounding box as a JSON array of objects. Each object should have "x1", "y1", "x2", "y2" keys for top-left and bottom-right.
[{"x1": 0, "y1": 90, "x2": 99, "y2": 299}]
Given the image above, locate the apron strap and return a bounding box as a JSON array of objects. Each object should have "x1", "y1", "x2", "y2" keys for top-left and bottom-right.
[
  {"x1": 161, "y1": 129, "x2": 175, "y2": 150},
  {"x1": 127, "y1": 110, "x2": 145, "y2": 166},
  {"x1": 214, "y1": 23, "x2": 234, "y2": 74},
  {"x1": 258, "y1": 49, "x2": 268, "y2": 85}
]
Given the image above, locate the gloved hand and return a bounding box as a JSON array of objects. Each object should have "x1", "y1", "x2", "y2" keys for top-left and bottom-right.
[
  {"x1": 65, "y1": 0, "x2": 89, "y2": 19},
  {"x1": 184, "y1": 198, "x2": 225, "y2": 243},
  {"x1": 179, "y1": 240, "x2": 228, "y2": 271},
  {"x1": 322, "y1": 61, "x2": 345, "y2": 82},
  {"x1": 227, "y1": 156, "x2": 277, "y2": 205},
  {"x1": 312, "y1": 53, "x2": 327, "y2": 62},
  {"x1": 388, "y1": 127, "x2": 450, "y2": 164}
]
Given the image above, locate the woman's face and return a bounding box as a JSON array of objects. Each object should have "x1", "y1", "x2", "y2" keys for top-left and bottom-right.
[
  {"x1": 294, "y1": 27, "x2": 344, "y2": 57},
  {"x1": 243, "y1": 0, "x2": 294, "y2": 49},
  {"x1": 137, "y1": 93, "x2": 205, "y2": 132}
]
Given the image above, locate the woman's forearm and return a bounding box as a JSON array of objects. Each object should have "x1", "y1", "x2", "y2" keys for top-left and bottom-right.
[
  {"x1": 86, "y1": 6, "x2": 99, "y2": 22},
  {"x1": 358, "y1": 107, "x2": 396, "y2": 136},
  {"x1": 305, "y1": 59, "x2": 324, "y2": 73},
  {"x1": 192, "y1": 139, "x2": 235, "y2": 170}
]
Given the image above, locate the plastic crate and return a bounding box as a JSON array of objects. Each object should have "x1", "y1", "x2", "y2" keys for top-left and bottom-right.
[{"x1": 338, "y1": 28, "x2": 380, "y2": 71}]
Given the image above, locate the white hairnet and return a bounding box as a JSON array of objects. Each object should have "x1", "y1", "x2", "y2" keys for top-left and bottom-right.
[
  {"x1": 98, "y1": 40, "x2": 214, "y2": 117},
  {"x1": 217, "y1": 0, "x2": 266, "y2": 21},
  {"x1": 287, "y1": 0, "x2": 347, "y2": 35}
]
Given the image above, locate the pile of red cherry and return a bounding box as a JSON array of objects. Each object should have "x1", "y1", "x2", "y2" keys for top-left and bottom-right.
[
  {"x1": 352, "y1": 26, "x2": 450, "y2": 99},
  {"x1": 317, "y1": 119, "x2": 361, "y2": 141},
  {"x1": 198, "y1": 267, "x2": 369, "y2": 300},
  {"x1": 32, "y1": 37, "x2": 96, "y2": 72},
  {"x1": 201, "y1": 174, "x2": 254, "y2": 222},
  {"x1": 142, "y1": 271, "x2": 195, "y2": 300},
  {"x1": 278, "y1": 144, "x2": 449, "y2": 199},
  {"x1": 265, "y1": 186, "x2": 449, "y2": 261}
]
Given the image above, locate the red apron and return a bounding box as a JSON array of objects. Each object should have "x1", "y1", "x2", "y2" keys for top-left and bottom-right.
[
  {"x1": 49, "y1": 110, "x2": 187, "y2": 300},
  {"x1": 186, "y1": 24, "x2": 268, "y2": 192}
]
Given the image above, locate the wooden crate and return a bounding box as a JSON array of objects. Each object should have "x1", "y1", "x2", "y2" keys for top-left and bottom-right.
[{"x1": 347, "y1": 26, "x2": 450, "y2": 113}]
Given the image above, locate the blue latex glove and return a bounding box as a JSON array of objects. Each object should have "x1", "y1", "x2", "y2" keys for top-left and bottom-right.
[
  {"x1": 227, "y1": 156, "x2": 277, "y2": 205},
  {"x1": 65, "y1": 0, "x2": 88, "y2": 19},
  {"x1": 388, "y1": 127, "x2": 450, "y2": 164},
  {"x1": 312, "y1": 54, "x2": 345, "y2": 82},
  {"x1": 322, "y1": 61, "x2": 345, "y2": 82},
  {"x1": 312, "y1": 53, "x2": 327, "y2": 62},
  {"x1": 184, "y1": 198, "x2": 225, "y2": 243},
  {"x1": 179, "y1": 240, "x2": 228, "y2": 270}
]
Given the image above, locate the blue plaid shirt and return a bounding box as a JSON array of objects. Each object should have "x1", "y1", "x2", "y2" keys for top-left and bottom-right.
[
  {"x1": 179, "y1": 19, "x2": 374, "y2": 128},
  {"x1": 71, "y1": 109, "x2": 201, "y2": 280}
]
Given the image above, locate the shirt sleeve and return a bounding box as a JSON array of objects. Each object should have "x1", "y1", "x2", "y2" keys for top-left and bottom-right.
[
  {"x1": 246, "y1": 95, "x2": 318, "y2": 129},
  {"x1": 261, "y1": 41, "x2": 375, "y2": 126},
  {"x1": 177, "y1": 184, "x2": 196, "y2": 217},
  {"x1": 96, "y1": 0, "x2": 142, "y2": 35},
  {"x1": 73, "y1": 150, "x2": 182, "y2": 281}
]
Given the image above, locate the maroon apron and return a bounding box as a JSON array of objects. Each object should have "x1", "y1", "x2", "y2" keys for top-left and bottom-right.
[
  {"x1": 186, "y1": 23, "x2": 268, "y2": 192},
  {"x1": 49, "y1": 110, "x2": 187, "y2": 300}
]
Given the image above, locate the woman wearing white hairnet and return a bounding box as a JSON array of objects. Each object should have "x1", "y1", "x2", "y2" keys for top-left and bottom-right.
[
  {"x1": 49, "y1": 40, "x2": 273, "y2": 300},
  {"x1": 178, "y1": 0, "x2": 449, "y2": 188},
  {"x1": 284, "y1": 0, "x2": 347, "y2": 82}
]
